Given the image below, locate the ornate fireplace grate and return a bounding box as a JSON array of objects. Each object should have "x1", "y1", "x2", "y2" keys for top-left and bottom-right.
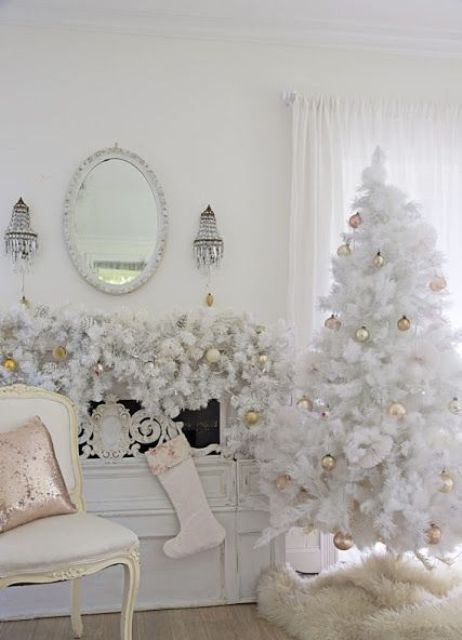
[{"x1": 79, "y1": 396, "x2": 220, "y2": 462}]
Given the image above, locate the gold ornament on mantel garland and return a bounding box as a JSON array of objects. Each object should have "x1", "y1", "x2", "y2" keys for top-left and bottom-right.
[
  {"x1": 439, "y1": 471, "x2": 455, "y2": 494},
  {"x1": 297, "y1": 396, "x2": 313, "y2": 411},
  {"x1": 205, "y1": 347, "x2": 221, "y2": 364},
  {"x1": 275, "y1": 474, "x2": 291, "y2": 491},
  {"x1": 388, "y1": 402, "x2": 407, "y2": 419},
  {"x1": 397, "y1": 315, "x2": 411, "y2": 332},
  {"x1": 206, "y1": 292, "x2": 214, "y2": 307},
  {"x1": 257, "y1": 353, "x2": 269, "y2": 366},
  {"x1": 2, "y1": 357, "x2": 17, "y2": 372},
  {"x1": 426, "y1": 523, "x2": 442, "y2": 545},
  {"x1": 373, "y1": 251, "x2": 384, "y2": 267},
  {"x1": 321, "y1": 454, "x2": 336, "y2": 471},
  {"x1": 245, "y1": 410, "x2": 261, "y2": 427},
  {"x1": 52, "y1": 345, "x2": 68, "y2": 362},
  {"x1": 355, "y1": 326, "x2": 370, "y2": 343}
]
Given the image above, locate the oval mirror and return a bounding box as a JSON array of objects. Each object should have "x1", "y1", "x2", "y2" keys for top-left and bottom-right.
[{"x1": 64, "y1": 146, "x2": 168, "y2": 294}]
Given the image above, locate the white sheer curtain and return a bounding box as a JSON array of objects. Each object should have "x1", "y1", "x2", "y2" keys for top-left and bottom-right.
[{"x1": 289, "y1": 95, "x2": 462, "y2": 346}]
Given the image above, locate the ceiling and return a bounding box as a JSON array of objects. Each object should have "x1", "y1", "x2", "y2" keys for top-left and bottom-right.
[{"x1": 1, "y1": 0, "x2": 462, "y2": 55}]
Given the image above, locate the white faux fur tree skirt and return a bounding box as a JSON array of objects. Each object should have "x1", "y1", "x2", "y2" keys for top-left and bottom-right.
[{"x1": 257, "y1": 554, "x2": 462, "y2": 640}]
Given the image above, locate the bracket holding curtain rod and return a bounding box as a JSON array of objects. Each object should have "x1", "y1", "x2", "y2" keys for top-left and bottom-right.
[{"x1": 281, "y1": 89, "x2": 296, "y2": 106}]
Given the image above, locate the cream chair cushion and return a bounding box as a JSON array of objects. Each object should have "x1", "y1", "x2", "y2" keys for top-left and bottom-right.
[{"x1": 0, "y1": 512, "x2": 138, "y2": 577}]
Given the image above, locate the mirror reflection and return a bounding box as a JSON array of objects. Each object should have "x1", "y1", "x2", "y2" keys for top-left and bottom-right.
[{"x1": 74, "y1": 159, "x2": 159, "y2": 287}]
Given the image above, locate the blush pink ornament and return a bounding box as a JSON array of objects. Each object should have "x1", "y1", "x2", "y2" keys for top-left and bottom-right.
[
  {"x1": 429, "y1": 277, "x2": 447, "y2": 292},
  {"x1": 349, "y1": 212, "x2": 362, "y2": 229}
]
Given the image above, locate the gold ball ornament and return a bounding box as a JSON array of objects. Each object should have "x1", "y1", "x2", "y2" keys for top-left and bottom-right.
[
  {"x1": 205, "y1": 348, "x2": 221, "y2": 364},
  {"x1": 337, "y1": 243, "x2": 352, "y2": 257},
  {"x1": 440, "y1": 471, "x2": 455, "y2": 494},
  {"x1": 388, "y1": 402, "x2": 406, "y2": 419},
  {"x1": 397, "y1": 315, "x2": 411, "y2": 332},
  {"x1": 373, "y1": 251, "x2": 384, "y2": 268},
  {"x1": 333, "y1": 531, "x2": 354, "y2": 551},
  {"x1": 448, "y1": 397, "x2": 462, "y2": 415},
  {"x1": 206, "y1": 292, "x2": 214, "y2": 307},
  {"x1": 349, "y1": 212, "x2": 362, "y2": 229},
  {"x1": 321, "y1": 454, "x2": 336, "y2": 472},
  {"x1": 275, "y1": 474, "x2": 292, "y2": 491},
  {"x1": 355, "y1": 326, "x2": 370, "y2": 343},
  {"x1": 245, "y1": 410, "x2": 260, "y2": 427},
  {"x1": 297, "y1": 396, "x2": 313, "y2": 411},
  {"x1": 429, "y1": 277, "x2": 447, "y2": 292},
  {"x1": 426, "y1": 523, "x2": 442, "y2": 545},
  {"x1": 325, "y1": 314, "x2": 341, "y2": 331},
  {"x1": 257, "y1": 353, "x2": 269, "y2": 366},
  {"x1": 2, "y1": 357, "x2": 17, "y2": 372},
  {"x1": 52, "y1": 345, "x2": 68, "y2": 362}
]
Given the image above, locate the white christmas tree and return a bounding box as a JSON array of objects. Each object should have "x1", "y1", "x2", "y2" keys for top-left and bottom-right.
[{"x1": 258, "y1": 148, "x2": 462, "y2": 559}]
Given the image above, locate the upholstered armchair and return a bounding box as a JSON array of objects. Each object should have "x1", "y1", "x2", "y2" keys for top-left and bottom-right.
[{"x1": 0, "y1": 384, "x2": 140, "y2": 640}]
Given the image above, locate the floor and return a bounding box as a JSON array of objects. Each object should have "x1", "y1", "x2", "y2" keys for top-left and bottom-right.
[{"x1": 0, "y1": 604, "x2": 291, "y2": 639}]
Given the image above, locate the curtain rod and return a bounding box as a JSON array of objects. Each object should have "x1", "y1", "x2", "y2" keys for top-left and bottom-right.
[{"x1": 281, "y1": 90, "x2": 296, "y2": 106}]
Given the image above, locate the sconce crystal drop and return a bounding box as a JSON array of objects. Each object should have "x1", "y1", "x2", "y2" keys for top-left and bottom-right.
[
  {"x1": 193, "y1": 205, "x2": 224, "y2": 270},
  {"x1": 4, "y1": 198, "x2": 38, "y2": 271}
]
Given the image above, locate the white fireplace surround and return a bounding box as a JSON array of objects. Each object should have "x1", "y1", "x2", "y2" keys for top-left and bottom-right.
[{"x1": 0, "y1": 397, "x2": 285, "y2": 618}]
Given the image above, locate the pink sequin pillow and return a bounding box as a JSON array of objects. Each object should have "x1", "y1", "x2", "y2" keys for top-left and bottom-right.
[{"x1": 0, "y1": 416, "x2": 76, "y2": 533}]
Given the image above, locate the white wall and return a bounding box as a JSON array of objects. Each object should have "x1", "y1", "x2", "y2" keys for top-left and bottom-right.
[{"x1": 1, "y1": 26, "x2": 462, "y2": 321}]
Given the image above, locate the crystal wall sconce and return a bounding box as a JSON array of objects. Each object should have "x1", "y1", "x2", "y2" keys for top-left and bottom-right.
[
  {"x1": 193, "y1": 205, "x2": 223, "y2": 307},
  {"x1": 4, "y1": 197, "x2": 39, "y2": 304}
]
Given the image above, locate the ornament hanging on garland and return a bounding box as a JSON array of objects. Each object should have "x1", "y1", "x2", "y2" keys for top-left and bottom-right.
[
  {"x1": 373, "y1": 251, "x2": 384, "y2": 267},
  {"x1": 349, "y1": 212, "x2": 362, "y2": 229},
  {"x1": 297, "y1": 396, "x2": 313, "y2": 411},
  {"x1": 429, "y1": 277, "x2": 447, "y2": 292},
  {"x1": 388, "y1": 402, "x2": 406, "y2": 419},
  {"x1": 439, "y1": 471, "x2": 455, "y2": 494},
  {"x1": 245, "y1": 410, "x2": 260, "y2": 427},
  {"x1": 426, "y1": 523, "x2": 442, "y2": 545},
  {"x1": 397, "y1": 315, "x2": 411, "y2": 332},
  {"x1": 324, "y1": 314, "x2": 341, "y2": 331},
  {"x1": 205, "y1": 292, "x2": 214, "y2": 307},
  {"x1": 448, "y1": 397, "x2": 462, "y2": 415},
  {"x1": 205, "y1": 348, "x2": 221, "y2": 364},
  {"x1": 321, "y1": 454, "x2": 336, "y2": 471},
  {"x1": 52, "y1": 345, "x2": 68, "y2": 362},
  {"x1": 355, "y1": 326, "x2": 370, "y2": 343},
  {"x1": 275, "y1": 474, "x2": 291, "y2": 491},
  {"x1": 257, "y1": 353, "x2": 269, "y2": 366},
  {"x1": 2, "y1": 357, "x2": 17, "y2": 372},
  {"x1": 94, "y1": 361, "x2": 104, "y2": 376},
  {"x1": 333, "y1": 530, "x2": 354, "y2": 551},
  {"x1": 337, "y1": 243, "x2": 351, "y2": 257}
]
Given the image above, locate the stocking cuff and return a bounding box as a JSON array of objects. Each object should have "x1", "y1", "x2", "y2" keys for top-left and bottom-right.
[{"x1": 146, "y1": 433, "x2": 191, "y2": 475}]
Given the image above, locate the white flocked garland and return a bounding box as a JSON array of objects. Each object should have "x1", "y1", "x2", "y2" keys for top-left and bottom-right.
[{"x1": 0, "y1": 304, "x2": 294, "y2": 456}]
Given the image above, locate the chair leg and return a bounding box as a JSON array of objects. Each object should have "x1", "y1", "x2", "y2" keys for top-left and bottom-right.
[
  {"x1": 71, "y1": 577, "x2": 83, "y2": 638},
  {"x1": 120, "y1": 551, "x2": 140, "y2": 640}
]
